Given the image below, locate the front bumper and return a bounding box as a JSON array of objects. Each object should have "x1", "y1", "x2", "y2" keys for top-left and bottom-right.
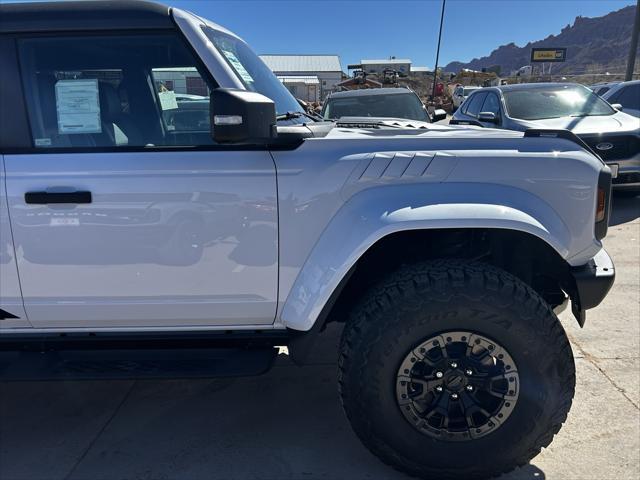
[
  {"x1": 612, "y1": 171, "x2": 640, "y2": 191},
  {"x1": 610, "y1": 156, "x2": 640, "y2": 190},
  {"x1": 581, "y1": 134, "x2": 640, "y2": 191},
  {"x1": 568, "y1": 248, "x2": 615, "y2": 326}
]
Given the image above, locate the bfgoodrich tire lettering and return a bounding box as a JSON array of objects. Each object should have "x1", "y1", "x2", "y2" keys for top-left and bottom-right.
[{"x1": 338, "y1": 260, "x2": 575, "y2": 480}]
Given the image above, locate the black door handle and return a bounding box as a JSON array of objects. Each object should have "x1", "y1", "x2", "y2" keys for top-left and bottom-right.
[{"x1": 25, "y1": 191, "x2": 92, "y2": 204}]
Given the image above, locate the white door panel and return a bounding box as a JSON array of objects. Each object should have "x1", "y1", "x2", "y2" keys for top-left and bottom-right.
[
  {"x1": 4, "y1": 151, "x2": 278, "y2": 328},
  {"x1": 0, "y1": 155, "x2": 30, "y2": 328}
]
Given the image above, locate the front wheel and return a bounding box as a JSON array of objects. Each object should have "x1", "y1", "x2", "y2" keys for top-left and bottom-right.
[{"x1": 338, "y1": 260, "x2": 575, "y2": 480}]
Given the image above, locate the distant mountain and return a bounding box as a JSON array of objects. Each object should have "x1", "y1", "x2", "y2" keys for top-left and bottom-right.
[{"x1": 444, "y1": 5, "x2": 638, "y2": 75}]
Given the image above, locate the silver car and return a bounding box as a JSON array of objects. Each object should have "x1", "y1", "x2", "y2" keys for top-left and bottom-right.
[
  {"x1": 452, "y1": 85, "x2": 480, "y2": 111},
  {"x1": 602, "y1": 80, "x2": 640, "y2": 118},
  {"x1": 450, "y1": 83, "x2": 640, "y2": 193}
]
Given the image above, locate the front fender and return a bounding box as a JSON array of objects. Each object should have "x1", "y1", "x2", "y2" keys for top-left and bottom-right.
[{"x1": 280, "y1": 182, "x2": 572, "y2": 331}]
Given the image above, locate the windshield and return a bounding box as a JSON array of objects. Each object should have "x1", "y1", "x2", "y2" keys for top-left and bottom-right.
[
  {"x1": 323, "y1": 92, "x2": 430, "y2": 122},
  {"x1": 503, "y1": 85, "x2": 615, "y2": 120},
  {"x1": 201, "y1": 26, "x2": 304, "y2": 118},
  {"x1": 463, "y1": 87, "x2": 478, "y2": 96}
]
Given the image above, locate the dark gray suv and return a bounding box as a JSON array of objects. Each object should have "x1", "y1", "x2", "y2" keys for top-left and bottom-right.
[{"x1": 322, "y1": 87, "x2": 446, "y2": 123}]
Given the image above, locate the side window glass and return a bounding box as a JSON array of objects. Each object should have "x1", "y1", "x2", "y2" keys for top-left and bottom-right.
[
  {"x1": 18, "y1": 34, "x2": 215, "y2": 149},
  {"x1": 480, "y1": 93, "x2": 501, "y2": 116},
  {"x1": 617, "y1": 85, "x2": 640, "y2": 110},
  {"x1": 151, "y1": 68, "x2": 211, "y2": 134},
  {"x1": 464, "y1": 92, "x2": 487, "y2": 117}
]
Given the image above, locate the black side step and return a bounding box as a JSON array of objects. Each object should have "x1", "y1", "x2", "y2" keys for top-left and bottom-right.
[{"x1": 0, "y1": 347, "x2": 277, "y2": 381}]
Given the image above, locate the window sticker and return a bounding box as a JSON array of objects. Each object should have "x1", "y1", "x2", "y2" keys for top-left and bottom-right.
[
  {"x1": 34, "y1": 138, "x2": 52, "y2": 147},
  {"x1": 221, "y1": 50, "x2": 254, "y2": 84},
  {"x1": 158, "y1": 90, "x2": 179, "y2": 110},
  {"x1": 55, "y1": 79, "x2": 102, "y2": 134}
]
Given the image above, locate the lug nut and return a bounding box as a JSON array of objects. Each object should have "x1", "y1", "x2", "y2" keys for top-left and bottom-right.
[
  {"x1": 435, "y1": 371, "x2": 444, "y2": 378},
  {"x1": 451, "y1": 393, "x2": 459, "y2": 400},
  {"x1": 466, "y1": 385, "x2": 474, "y2": 392},
  {"x1": 450, "y1": 362, "x2": 458, "y2": 368},
  {"x1": 436, "y1": 386, "x2": 443, "y2": 392},
  {"x1": 465, "y1": 369, "x2": 473, "y2": 376}
]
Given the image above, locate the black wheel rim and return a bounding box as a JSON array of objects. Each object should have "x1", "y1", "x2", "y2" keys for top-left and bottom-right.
[{"x1": 396, "y1": 331, "x2": 519, "y2": 441}]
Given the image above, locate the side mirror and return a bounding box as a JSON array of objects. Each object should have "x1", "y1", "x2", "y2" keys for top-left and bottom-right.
[
  {"x1": 211, "y1": 88, "x2": 276, "y2": 144},
  {"x1": 478, "y1": 111, "x2": 498, "y2": 123},
  {"x1": 610, "y1": 103, "x2": 623, "y2": 111},
  {"x1": 431, "y1": 109, "x2": 447, "y2": 123}
]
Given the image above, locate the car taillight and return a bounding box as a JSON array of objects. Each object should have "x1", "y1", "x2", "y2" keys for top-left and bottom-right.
[{"x1": 596, "y1": 187, "x2": 606, "y2": 222}]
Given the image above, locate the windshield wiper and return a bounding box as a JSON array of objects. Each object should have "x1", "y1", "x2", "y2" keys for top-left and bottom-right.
[
  {"x1": 276, "y1": 111, "x2": 321, "y2": 122},
  {"x1": 276, "y1": 111, "x2": 303, "y2": 121}
]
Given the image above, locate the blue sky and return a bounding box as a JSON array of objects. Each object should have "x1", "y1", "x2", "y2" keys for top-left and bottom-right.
[{"x1": 14, "y1": 0, "x2": 635, "y2": 70}]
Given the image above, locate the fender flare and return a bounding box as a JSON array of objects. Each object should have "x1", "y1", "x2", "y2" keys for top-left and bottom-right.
[{"x1": 280, "y1": 182, "x2": 572, "y2": 332}]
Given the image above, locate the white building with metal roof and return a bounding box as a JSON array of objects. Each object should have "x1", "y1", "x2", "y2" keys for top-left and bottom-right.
[
  {"x1": 276, "y1": 75, "x2": 321, "y2": 103},
  {"x1": 260, "y1": 54, "x2": 343, "y2": 101}
]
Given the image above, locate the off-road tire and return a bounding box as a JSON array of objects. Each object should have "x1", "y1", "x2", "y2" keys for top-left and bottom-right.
[{"x1": 338, "y1": 259, "x2": 575, "y2": 480}]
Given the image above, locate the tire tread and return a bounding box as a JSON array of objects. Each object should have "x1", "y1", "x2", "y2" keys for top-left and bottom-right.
[{"x1": 338, "y1": 259, "x2": 575, "y2": 480}]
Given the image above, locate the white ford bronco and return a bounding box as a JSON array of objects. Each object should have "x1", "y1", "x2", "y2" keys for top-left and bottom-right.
[{"x1": 0, "y1": 2, "x2": 616, "y2": 479}]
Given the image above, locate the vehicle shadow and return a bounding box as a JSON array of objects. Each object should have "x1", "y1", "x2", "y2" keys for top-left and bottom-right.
[
  {"x1": 500, "y1": 464, "x2": 546, "y2": 479},
  {"x1": 610, "y1": 193, "x2": 640, "y2": 226},
  {"x1": 0, "y1": 324, "x2": 546, "y2": 480}
]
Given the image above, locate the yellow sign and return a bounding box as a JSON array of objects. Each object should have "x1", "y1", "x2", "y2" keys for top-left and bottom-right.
[
  {"x1": 533, "y1": 51, "x2": 556, "y2": 61},
  {"x1": 530, "y1": 48, "x2": 567, "y2": 62}
]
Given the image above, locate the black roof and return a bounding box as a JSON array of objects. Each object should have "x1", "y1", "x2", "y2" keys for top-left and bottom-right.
[{"x1": 0, "y1": 1, "x2": 173, "y2": 34}]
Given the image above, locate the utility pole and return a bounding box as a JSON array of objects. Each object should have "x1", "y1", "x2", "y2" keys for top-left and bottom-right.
[
  {"x1": 431, "y1": 0, "x2": 446, "y2": 99},
  {"x1": 626, "y1": 0, "x2": 640, "y2": 81}
]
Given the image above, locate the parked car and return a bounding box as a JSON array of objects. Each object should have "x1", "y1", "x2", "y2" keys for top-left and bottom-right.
[
  {"x1": 602, "y1": 80, "x2": 640, "y2": 118},
  {"x1": 450, "y1": 83, "x2": 640, "y2": 193},
  {"x1": 452, "y1": 85, "x2": 481, "y2": 111},
  {"x1": 0, "y1": 2, "x2": 615, "y2": 479},
  {"x1": 590, "y1": 81, "x2": 619, "y2": 96},
  {"x1": 322, "y1": 87, "x2": 446, "y2": 123}
]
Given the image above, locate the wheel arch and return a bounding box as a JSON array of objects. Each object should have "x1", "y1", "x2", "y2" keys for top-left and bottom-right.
[
  {"x1": 286, "y1": 226, "x2": 574, "y2": 365},
  {"x1": 281, "y1": 187, "x2": 575, "y2": 335}
]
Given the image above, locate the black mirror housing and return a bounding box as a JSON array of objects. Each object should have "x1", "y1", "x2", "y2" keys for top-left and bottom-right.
[
  {"x1": 211, "y1": 88, "x2": 276, "y2": 144},
  {"x1": 431, "y1": 109, "x2": 447, "y2": 123},
  {"x1": 478, "y1": 111, "x2": 498, "y2": 123}
]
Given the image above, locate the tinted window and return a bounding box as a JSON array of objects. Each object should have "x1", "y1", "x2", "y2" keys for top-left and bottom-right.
[
  {"x1": 19, "y1": 34, "x2": 215, "y2": 149},
  {"x1": 481, "y1": 93, "x2": 501, "y2": 115},
  {"x1": 464, "y1": 92, "x2": 487, "y2": 117},
  {"x1": 615, "y1": 84, "x2": 640, "y2": 110},
  {"x1": 323, "y1": 93, "x2": 430, "y2": 122},
  {"x1": 503, "y1": 85, "x2": 614, "y2": 120}
]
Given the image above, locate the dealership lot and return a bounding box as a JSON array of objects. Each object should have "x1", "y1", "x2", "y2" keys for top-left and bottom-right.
[{"x1": 0, "y1": 194, "x2": 637, "y2": 480}]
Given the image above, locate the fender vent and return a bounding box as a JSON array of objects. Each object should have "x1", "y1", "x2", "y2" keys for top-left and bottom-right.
[
  {"x1": 0, "y1": 308, "x2": 19, "y2": 320},
  {"x1": 358, "y1": 152, "x2": 435, "y2": 181}
]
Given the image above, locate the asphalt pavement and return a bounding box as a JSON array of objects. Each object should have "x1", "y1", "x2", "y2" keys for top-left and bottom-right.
[{"x1": 0, "y1": 193, "x2": 638, "y2": 480}]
